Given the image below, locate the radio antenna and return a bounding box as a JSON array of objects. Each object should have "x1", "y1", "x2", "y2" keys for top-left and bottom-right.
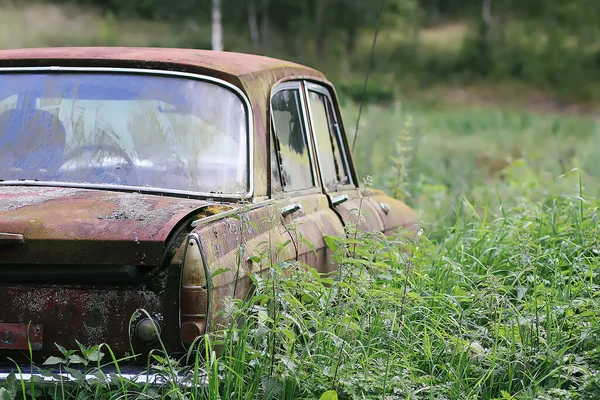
[{"x1": 351, "y1": 0, "x2": 386, "y2": 154}]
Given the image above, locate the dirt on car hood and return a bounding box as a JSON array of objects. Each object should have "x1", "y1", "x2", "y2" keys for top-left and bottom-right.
[{"x1": 0, "y1": 186, "x2": 227, "y2": 266}]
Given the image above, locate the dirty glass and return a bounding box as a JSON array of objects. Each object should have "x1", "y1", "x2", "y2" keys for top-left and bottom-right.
[
  {"x1": 307, "y1": 91, "x2": 350, "y2": 190},
  {"x1": 0, "y1": 72, "x2": 248, "y2": 195},
  {"x1": 271, "y1": 89, "x2": 314, "y2": 191}
]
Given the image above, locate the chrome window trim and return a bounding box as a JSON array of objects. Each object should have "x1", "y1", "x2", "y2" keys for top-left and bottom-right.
[
  {"x1": 302, "y1": 84, "x2": 328, "y2": 193},
  {"x1": 269, "y1": 81, "x2": 320, "y2": 194},
  {"x1": 304, "y1": 82, "x2": 354, "y2": 190},
  {"x1": 0, "y1": 66, "x2": 254, "y2": 200},
  {"x1": 273, "y1": 186, "x2": 322, "y2": 199}
]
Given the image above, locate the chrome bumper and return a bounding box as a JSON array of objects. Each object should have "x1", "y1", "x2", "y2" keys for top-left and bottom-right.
[{"x1": 0, "y1": 365, "x2": 206, "y2": 386}]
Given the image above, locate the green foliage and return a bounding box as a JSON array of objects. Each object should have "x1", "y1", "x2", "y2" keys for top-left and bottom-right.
[
  {"x1": 337, "y1": 81, "x2": 395, "y2": 105},
  {"x1": 2, "y1": 102, "x2": 600, "y2": 398},
  {"x1": 2, "y1": 0, "x2": 600, "y2": 392},
  {"x1": 346, "y1": 101, "x2": 600, "y2": 224},
  {"x1": 11, "y1": 0, "x2": 600, "y2": 101}
]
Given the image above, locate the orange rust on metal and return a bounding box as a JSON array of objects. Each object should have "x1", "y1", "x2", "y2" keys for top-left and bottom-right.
[
  {"x1": 0, "y1": 323, "x2": 43, "y2": 350},
  {"x1": 0, "y1": 186, "x2": 224, "y2": 265},
  {"x1": 0, "y1": 276, "x2": 182, "y2": 362},
  {"x1": 281, "y1": 193, "x2": 346, "y2": 274},
  {"x1": 191, "y1": 204, "x2": 297, "y2": 331},
  {"x1": 0, "y1": 47, "x2": 419, "y2": 364},
  {"x1": 330, "y1": 190, "x2": 385, "y2": 233},
  {"x1": 0, "y1": 47, "x2": 325, "y2": 93},
  {"x1": 193, "y1": 205, "x2": 233, "y2": 220},
  {"x1": 180, "y1": 235, "x2": 210, "y2": 342}
]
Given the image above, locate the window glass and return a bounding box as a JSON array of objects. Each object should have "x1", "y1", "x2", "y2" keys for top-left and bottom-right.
[
  {"x1": 271, "y1": 89, "x2": 314, "y2": 191},
  {"x1": 308, "y1": 90, "x2": 350, "y2": 190},
  {"x1": 0, "y1": 94, "x2": 17, "y2": 114},
  {"x1": 0, "y1": 73, "x2": 248, "y2": 195}
]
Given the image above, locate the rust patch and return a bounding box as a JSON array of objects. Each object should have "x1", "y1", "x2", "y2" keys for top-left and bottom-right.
[
  {"x1": 0, "y1": 47, "x2": 325, "y2": 90},
  {"x1": 0, "y1": 278, "x2": 181, "y2": 363},
  {"x1": 0, "y1": 323, "x2": 43, "y2": 350},
  {"x1": 0, "y1": 186, "x2": 219, "y2": 265},
  {"x1": 0, "y1": 186, "x2": 84, "y2": 212},
  {"x1": 192, "y1": 205, "x2": 233, "y2": 221}
]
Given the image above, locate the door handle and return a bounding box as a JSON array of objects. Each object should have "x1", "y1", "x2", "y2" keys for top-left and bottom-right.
[
  {"x1": 332, "y1": 194, "x2": 349, "y2": 207},
  {"x1": 281, "y1": 203, "x2": 301, "y2": 217}
]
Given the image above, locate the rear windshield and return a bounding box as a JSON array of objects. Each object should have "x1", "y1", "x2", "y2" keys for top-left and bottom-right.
[{"x1": 0, "y1": 72, "x2": 249, "y2": 195}]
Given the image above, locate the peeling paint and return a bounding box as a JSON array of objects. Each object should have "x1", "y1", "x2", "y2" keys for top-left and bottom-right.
[{"x1": 0, "y1": 187, "x2": 221, "y2": 265}]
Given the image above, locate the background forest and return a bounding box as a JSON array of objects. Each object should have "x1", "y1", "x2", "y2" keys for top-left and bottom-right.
[
  {"x1": 1, "y1": 1, "x2": 600, "y2": 399},
  {"x1": 3, "y1": 0, "x2": 600, "y2": 103}
]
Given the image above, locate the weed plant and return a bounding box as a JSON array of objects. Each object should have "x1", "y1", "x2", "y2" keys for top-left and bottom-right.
[{"x1": 2, "y1": 104, "x2": 600, "y2": 399}]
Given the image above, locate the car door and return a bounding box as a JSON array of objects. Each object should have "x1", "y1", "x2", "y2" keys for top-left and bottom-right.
[
  {"x1": 303, "y1": 82, "x2": 385, "y2": 233},
  {"x1": 270, "y1": 82, "x2": 345, "y2": 273}
]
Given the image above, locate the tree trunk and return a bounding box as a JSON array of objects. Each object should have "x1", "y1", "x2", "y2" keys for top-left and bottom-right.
[
  {"x1": 247, "y1": 0, "x2": 261, "y2": 51},
  {"x1": 412, "y1": 3, "x2": 422, "y2": 85},
  {"x1": 345, "y1": 26, "x2": 356, "y2": 58},
  {"x1": 314, "y1": 0, "x2": 328, "y2": 59},
  {"x1": 260, "y1": 0, "x2": 269, "y2": 53},
  {"x1": 212, "y1": 0, "x2": 223, "y2": 51},
  {"x1": 481, "y1": 0, "x2": 492, "y2": 47},
  {"x1": 476, "y1": 0, "x2": 493, "y2": 74},
  {"x1": 342, "y1": 25, "x2": 356, "y2": 77}
]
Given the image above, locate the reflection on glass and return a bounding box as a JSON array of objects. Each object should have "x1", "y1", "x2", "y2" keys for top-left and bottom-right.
[
  {"x1": 0, "y1": 73, "x2": 248, "y2": 195},
  {"x1": 308, "y1": 91, "x2": 350, "y2": 190},
  {"x1": 271, "y1": 89, "x2": 314, "y2": 191}
]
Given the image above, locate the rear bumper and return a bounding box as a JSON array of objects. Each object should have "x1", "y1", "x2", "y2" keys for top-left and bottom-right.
[{"x1": 0, "y1": 364, "x2": 206, "y2": 387}]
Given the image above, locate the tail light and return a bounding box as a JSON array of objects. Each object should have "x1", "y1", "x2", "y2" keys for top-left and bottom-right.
[{"x1": 179, "y1": 233, "x2": 212, "y2": 346}]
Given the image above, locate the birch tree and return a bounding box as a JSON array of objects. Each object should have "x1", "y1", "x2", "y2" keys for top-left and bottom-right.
[{"x1": 212, "y1": 0, "x2": 223, "y2": 51}]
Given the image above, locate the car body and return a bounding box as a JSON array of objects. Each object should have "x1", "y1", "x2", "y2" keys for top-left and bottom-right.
[{"x1": 0, "y1": 47, "x2": 416, "y2": 376}]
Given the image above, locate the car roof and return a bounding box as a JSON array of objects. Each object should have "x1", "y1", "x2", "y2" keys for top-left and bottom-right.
[{"x1": 0, "y1": 47, "x2": 326, "y2": 87}]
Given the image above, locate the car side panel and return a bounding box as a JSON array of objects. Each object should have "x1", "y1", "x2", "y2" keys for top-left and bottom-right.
[
  {"x1": 367, "y1": 190, "x2": 418, "y2": 235},
  {"x1": 330, "y1": 188, "x2": 385, "y2": 233},
  {"x1": 281, "y1": 192, "x2": 345, "y2": 274},
  {"x1": 190, "y1": 204, "x2": 297, "y2": 331}
]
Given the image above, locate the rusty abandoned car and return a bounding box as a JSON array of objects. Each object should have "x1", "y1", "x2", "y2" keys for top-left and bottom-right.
[{"x1": 0, "y1": 47, "x2": 416, "y2": 380}]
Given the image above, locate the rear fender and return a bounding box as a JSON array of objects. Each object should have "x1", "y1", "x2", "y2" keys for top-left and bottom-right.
[{"x1": 182, "y1": 203, "x2": 296, "y2": 339}]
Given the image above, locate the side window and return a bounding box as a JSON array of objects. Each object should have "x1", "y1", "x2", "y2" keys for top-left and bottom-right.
[
  {"x1": 271, "y1": 88, "x2": 314, "y2": 192},
  {"x1": 307, "y1": 89, "x2": 351, "y2": 191}
]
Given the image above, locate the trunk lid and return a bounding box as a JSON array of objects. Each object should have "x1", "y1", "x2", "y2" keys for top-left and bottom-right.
[{"x1": 0, "y1": 185, "x2": 211, "y2": 267}]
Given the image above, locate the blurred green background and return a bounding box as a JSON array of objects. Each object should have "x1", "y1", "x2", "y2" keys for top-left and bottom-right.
[
  {"x1": 3, "y1": 0, "x2": 599, "y2": 228},
  {"x1": 3, "y1": 5, "x2": 600, "y2": 397},
  {"x1": 3, "y1": 0, "x2": 600, "y2": 101}
]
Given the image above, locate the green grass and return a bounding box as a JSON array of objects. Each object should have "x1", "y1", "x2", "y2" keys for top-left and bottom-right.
[
  {"x1": 207, "y1": 102, "x2": 600, "y2": 400},
  {"x1": 346, "y1": 101, "x2": 600, "y2": 227},
  {"x1": 3, "y1": 103, "x2": 600, "y2": 399},
  {"x1": 1, "y1": 3, "x2": 600, "y2": 397}
]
